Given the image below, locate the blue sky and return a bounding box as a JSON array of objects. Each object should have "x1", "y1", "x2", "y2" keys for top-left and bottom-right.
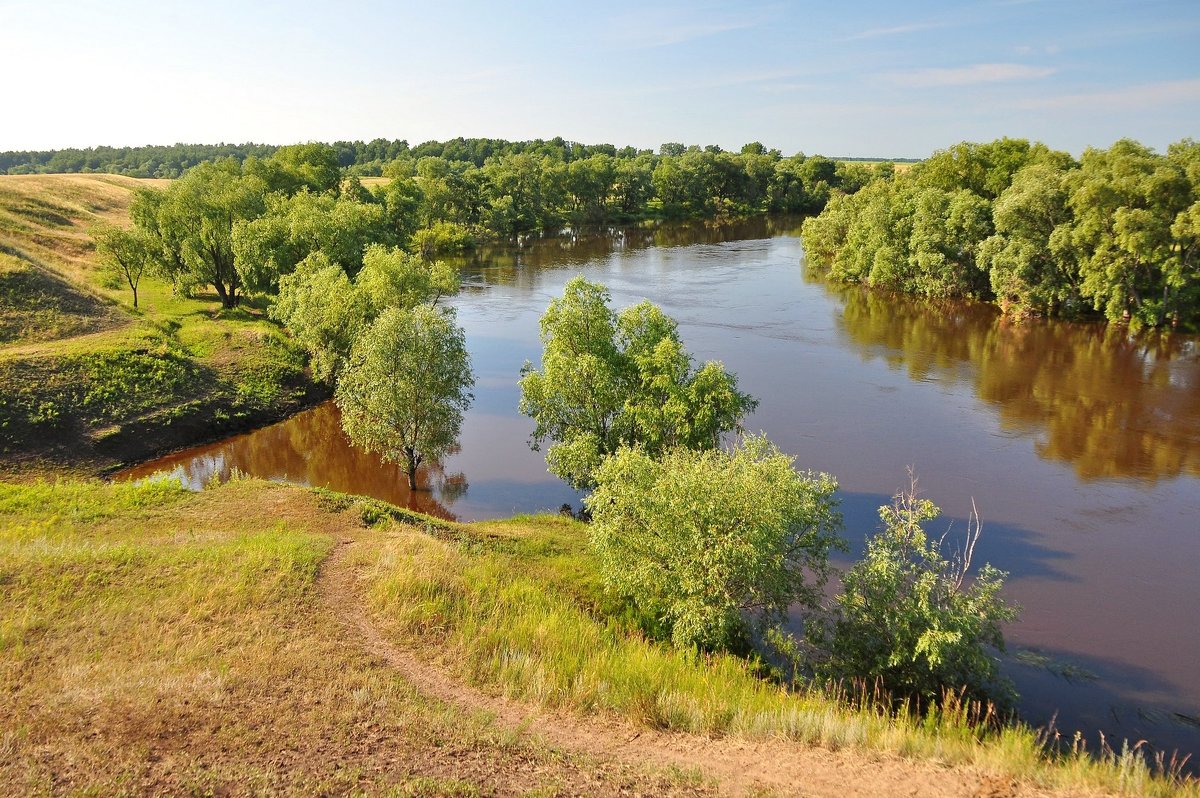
[{"x1": 3, "y1": 0, "x2": 1198, "y2": 157}]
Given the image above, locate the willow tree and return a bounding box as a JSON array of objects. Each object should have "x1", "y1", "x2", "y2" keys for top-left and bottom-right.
[
  {"x1": 335, "y1": 305, "x2": 474, "y2": 491},
  {"x1": 133, "y1": 159, "x2": 267, "y2": 308}
]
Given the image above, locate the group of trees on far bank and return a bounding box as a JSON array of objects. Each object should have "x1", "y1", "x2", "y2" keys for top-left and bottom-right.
[
  {"x1": 43, "y1": 138, "x2": 885, "y2": 249},
  {"x1": 91, "y1": 140, "x2": 883, "y2": 312},
  {"x1": 802, "y1": 137, "x2": 1200, "y2": 329}
]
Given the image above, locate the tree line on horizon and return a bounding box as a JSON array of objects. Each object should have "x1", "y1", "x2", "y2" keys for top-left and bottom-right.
[{"x1": 0, "y1": 135, "x2": 913, "y2": 180}]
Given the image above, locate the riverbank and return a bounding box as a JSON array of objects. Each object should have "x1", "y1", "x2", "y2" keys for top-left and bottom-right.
[
  {"x1": 0, "y1": 174, "x2": 325, "y2": 481},
  {"x1": 1, "y1": 475, "x2": 1193, "y2": 796}
]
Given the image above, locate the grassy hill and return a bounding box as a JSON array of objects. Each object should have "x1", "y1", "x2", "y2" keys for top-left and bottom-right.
[{"x1": 0, "y1": 174, "x2": 321, "y2": 478}]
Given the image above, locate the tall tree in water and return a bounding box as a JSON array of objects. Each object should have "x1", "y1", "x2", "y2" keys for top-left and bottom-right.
[{"x1": 335, "y1": 305, "x2": 474, "y2": 491}]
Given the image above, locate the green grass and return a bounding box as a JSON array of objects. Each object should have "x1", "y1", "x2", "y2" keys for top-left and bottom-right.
[{"x1": 352, "y1": 511, "x2": 1198, "y2": 797}]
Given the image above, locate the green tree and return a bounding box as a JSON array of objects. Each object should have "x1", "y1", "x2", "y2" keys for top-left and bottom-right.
[
  {"x1": 612, "y1": 155, "x2": 656, "y2": 219},
  {"x1": 134, "y1": 159, "x2": 267, "y2": 307},
  {"x1": 1069, "y1": 139, "x2": 1194, "y2": 326},
  {"x1": 518, "y1": 277, "x2": 756, "y2": 489},
  {"x1": 232, "y1": 189, "x2": 393, "y2": 292},
  {"x1": 979, "y1": 162, "x2": 1080, "y2": 317},
  {"x1": 335, "y1": 305, "x2": 474, "y2": 490},
  {"x1": 812, "y1": 480, "x2": 1019, "y2": 710},
  {"x1": 271, "y1": 245, "x2": 458, "y2": 382},
  {"x1": 586, "y1": 435, "x2": 843, "y2": 651},
  {"x1": 249, "y1": 142, "x2": 343, "y2": 196},
  {"x1": 91, "y1": 222, "x2": 152, "y2": 309},
  {"x1": 270, "y1": 253, "x2": 367, "y2": 382}
]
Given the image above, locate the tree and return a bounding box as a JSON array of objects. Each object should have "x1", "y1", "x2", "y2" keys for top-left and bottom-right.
[
  {"x1": 231, "y1": 189, "x2": 393, "y2": 292},
  {"x1": 270, "y1": 253, "x2": 368, "y2": 382},
  {"x1": 249, "y1": 142, "x2": 343, "y2": 196},
  {"x1": 518, "y1": 277, "x2": 756, "y2": 489},
  {"x1": 271, "y1": 244, "x2": 459, "y2": 382},
  {"x1": 135, "y1": 159, "x2": 267, "y2": 308},
  {"x1": 91, "y1": 222, "x2": 152, "y2": 308},
  {"x1": 586, "y1": 435, "x2": 843, "y2": 651},
  {"x1": 335, "y1": 305, "x2": 474, "y2": 490},
  {"x1": 1069, "y1": 139, "x2": 1194, "y2": 327},
  {"x1": 811, "y1": 478, "x2": 1019, "y2": 710},
  {"x1": 979, "y1": 162, "x2": 1080, "y2": 317}
]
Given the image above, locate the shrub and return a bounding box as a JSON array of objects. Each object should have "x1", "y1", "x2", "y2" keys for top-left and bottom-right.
[
  {"x1": 585, "y1": 435, "x2": 843, "y2": 652},
  {"x1": 812, "y1": 478, "x2": 1019, "y2": 710}
]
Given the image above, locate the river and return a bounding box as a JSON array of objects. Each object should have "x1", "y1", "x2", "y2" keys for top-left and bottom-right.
[{"x1": 121, "y1": 217, "x2": 1200, "y2": 763}]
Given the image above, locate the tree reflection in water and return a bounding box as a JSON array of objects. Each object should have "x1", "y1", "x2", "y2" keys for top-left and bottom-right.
[
  {"x1": 832, "y1": 285, "x2": 1200, "y2": 481},
  {"x1": 119, "y1": 402, "x2": 467, "y2": 520}
]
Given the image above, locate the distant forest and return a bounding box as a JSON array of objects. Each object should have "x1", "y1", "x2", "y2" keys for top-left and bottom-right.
[{"x1": 0, "y1": 137, "x2": 915, "y2": 179}]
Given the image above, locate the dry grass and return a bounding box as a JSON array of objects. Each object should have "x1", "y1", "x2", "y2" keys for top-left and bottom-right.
[
  {"x1": 0, "y1": 477, "x2": 714, "y2": 796},
  {"x1": 0, "y1": 174, "x2": 164, "y2": 283}
]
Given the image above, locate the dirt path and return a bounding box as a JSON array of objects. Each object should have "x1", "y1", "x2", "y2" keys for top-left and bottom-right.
[{"x1": 319, "y1": 536, "x2": 1058, "y2": 798}]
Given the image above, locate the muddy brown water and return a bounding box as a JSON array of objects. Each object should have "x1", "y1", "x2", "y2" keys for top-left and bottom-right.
[{"x1": 121, "y1": 217, "x2": 1200, "y2": 765}]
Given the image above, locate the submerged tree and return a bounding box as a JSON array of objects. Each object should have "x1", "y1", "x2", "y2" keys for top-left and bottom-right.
[
  {"x1": 271, "y1": 244, "x2": 459, "y2": 383},
  {"x1": 335, "y1": 305, "x2": 474, "y2": 490},
  {"x1": 518, "y1": 276, "x2": 757, "y2": 489},
  {"x1": 811, "y1": 478, "x2": 1019, "y2": 710}
]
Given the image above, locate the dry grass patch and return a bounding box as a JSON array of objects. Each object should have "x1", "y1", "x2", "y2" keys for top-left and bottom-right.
[{"x1": 0, "y1": 477, "x2": 717, "y2": 797}]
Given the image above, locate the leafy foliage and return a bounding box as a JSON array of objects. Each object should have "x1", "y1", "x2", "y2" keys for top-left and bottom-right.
[
  {"x1": 132, "y1": 159, "x2": 267, "y2": 307},
  {"x1": 231, "y1": 189, "x2": 393, "y2": 292},
  {"x1": 586, "y1": 436, "x2": 843, "y2": 652},
  {"x1": 518, "y1": 276, "x2": 756, "y2": 489},
  {"x1": 804, "y1": 136, "x2": 1200, "y2": 328},
  {"x1": 335, "y1": 305, "x2": 474, "y2": 489},
  {"x1": 811, "y1": 482, "x2": 1019, "y2": 710},
  {"x1": 271, "y1": 245, "x2": 458, "y2": 383},
  {"x1": 91, "y1": 222, "x2": 153, "y2": 308}
]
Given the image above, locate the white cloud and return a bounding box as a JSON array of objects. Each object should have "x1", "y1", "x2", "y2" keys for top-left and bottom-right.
[
  {"x1": 886, "y1": 63, "x2": 1057, "y2": 88},
  {"x1": 1012, "y1": 78, "x2": 1200, "y2": 111},
  {"x1": 845, "y1": 21, "x2": 947, "y2": 40}
]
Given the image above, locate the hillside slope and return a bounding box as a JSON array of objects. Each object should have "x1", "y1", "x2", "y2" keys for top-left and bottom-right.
[{"x1": 0, "y1": 174, "x2": 320, "y2": 478}]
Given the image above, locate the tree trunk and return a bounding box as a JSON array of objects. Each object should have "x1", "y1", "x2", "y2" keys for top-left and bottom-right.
[{"x1": 406, "y1": 461, "x2": 418, "y2": 491}]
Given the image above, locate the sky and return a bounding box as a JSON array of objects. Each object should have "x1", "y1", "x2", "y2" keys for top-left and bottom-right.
[{"x1": 3, "y1": 0, "x2": 1198, "y2": 158}]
